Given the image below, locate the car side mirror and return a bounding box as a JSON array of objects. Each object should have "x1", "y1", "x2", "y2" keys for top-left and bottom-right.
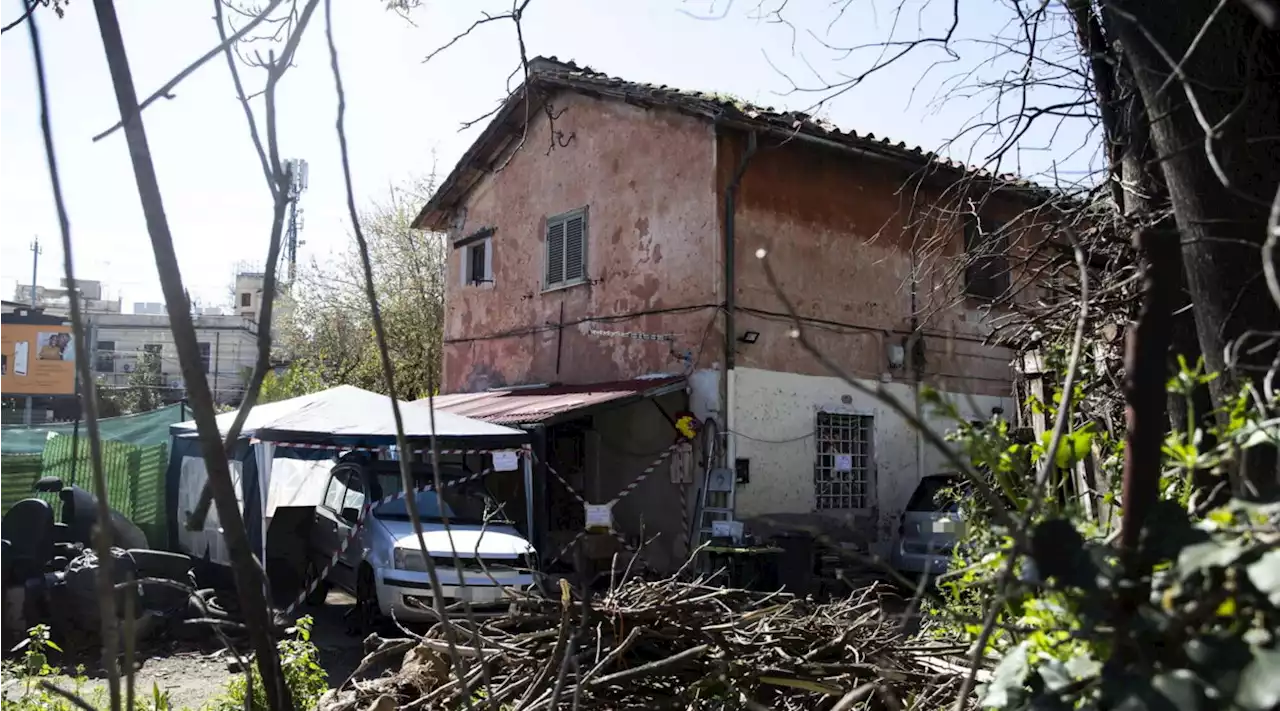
[{"x1": 341, "y1": 507, "x2": 361, "y2": 525}]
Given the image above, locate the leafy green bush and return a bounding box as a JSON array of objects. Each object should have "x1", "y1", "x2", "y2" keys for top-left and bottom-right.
[
  {"x1": 204, "y1": 615, "x2": 328, "y2": 711},
  {"x1": 3, "y1": 626, "x2": 106, "y2": 711},
  {"x1": 921, "y1": 359, "x2": 1280, "y2": 710},
  {"x1": 2, "y1": 617, "x2": 328, "y2": 711}
]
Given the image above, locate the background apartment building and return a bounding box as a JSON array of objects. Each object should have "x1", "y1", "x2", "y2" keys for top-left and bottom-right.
[
  {"x1": 90, "y1": 312, "x2": 259, "y2": 405},
  {"x1": 11, "y1": 271, "x2": 280, "y2": 406}
]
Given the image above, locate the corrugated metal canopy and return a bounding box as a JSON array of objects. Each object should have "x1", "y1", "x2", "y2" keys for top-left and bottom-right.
[{"x1": 412, "y1": 376, "x2": 687, "y2": 425}]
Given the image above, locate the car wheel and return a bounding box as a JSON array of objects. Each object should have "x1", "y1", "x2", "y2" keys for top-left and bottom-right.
[
  {"x1": 303, "y1": 559, "x2": 329, "y2": 607},
  {"x1": 355, "y1": 566, "x2": 380, "y2": 634}
]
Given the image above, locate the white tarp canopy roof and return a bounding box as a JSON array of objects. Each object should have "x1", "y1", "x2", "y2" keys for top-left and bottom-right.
[{"x1": 171, "y1": 384, "x2": 528, "y2": 446}]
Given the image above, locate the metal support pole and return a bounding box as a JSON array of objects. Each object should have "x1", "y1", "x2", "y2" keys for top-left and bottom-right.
[
  {"x1": 213, "y1": 331, "x2": 221, "y2": 405},
  {"x1": 523, "y1": 451, "x2": 535, "y2": 546},
  {"x1": 30, "y1": 236, "x2": 41, "y2": 307}
]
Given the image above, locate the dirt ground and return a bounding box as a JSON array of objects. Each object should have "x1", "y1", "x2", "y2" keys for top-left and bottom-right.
[{"x1": 3, "y1": 590, "x2": 366, "y2": 710}]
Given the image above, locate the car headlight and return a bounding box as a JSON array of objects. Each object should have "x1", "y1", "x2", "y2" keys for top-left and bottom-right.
[
  {"x1": 393, "y1": 547, "x2": 427, "y2": 572},
  {"x1": 520, "y1": 552, "x2": 539, "y2": 572}
]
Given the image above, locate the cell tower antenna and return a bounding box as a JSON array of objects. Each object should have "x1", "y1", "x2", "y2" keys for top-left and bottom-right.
[{"x1": 283, "y1": 158, "x2": 309, "y2": 283}]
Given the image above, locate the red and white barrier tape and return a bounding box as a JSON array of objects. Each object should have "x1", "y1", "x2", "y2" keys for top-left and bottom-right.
[
  {"x1": 255, "y1": 439, "x2": 531, "y2": 457},
  {"x1": 286, "y1": 441, "x2": 678, "y2": 610},
  {"x1": 543, "y1": 443, "x2": 679, "y2": 566},
  {"x1": 284, "y1": 467, "x2": 494, "y2": 615}
]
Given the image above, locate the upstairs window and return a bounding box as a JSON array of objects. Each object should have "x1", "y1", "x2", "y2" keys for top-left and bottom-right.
[
  {"x1": 963, "y1": 215, "x2": 1010, "y2": 300},
  {"x1": 455, "y1": 226, "x2": 494, "y2": 287},
  {"x1": 240, "y1": 292, "x2": 252, "y2": 308},
  {"x1": 465, "y1": 241, "x2": 491, "y2": 285},
  {"x1": 198, "y1": 342, "x2": 211, "y2": 373},
  {"x1": 545, "y1": 207, "x2": 587, "y2": 290}
]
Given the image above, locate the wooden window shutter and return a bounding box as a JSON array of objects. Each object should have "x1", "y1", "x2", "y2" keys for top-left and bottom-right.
[
  {"x1": 546, "y1": 219, "x2": 566, "y2": 286},
  {"x1": 564, "y1": 213, "x2": 585, "y2": 282}
]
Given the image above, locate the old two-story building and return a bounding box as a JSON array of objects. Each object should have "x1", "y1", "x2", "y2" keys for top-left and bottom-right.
[{"x1": 418, "y1": 58, "x2": 1050, "y2": 572}]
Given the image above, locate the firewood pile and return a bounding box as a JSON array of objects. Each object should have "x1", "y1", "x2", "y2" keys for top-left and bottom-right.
[{"x1": 316, "y1": 575, "x2": 974, "y2": 710}]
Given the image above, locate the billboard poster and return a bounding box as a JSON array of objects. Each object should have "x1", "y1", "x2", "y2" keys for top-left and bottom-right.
[{"x1": 1, "y1": 323, "x2": 77, "y2": 396}]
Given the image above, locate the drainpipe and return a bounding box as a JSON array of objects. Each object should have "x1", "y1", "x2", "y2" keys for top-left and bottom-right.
[
  {"x1": 723, "y1": 131, "x2": 757, "y2": 476},
  {"x1": 908, "y1": 218, "x2": 927, "y2": 486}
]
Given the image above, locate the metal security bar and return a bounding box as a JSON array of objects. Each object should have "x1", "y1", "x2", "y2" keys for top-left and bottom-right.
[{"x1": 814, "y1": 411, "x2": 872, "y2": 510}]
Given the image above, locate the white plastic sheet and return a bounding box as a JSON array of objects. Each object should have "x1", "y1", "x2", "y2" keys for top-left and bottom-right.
[{"x1": 177, "y1": 456, "x2": 243, "y2": 565}]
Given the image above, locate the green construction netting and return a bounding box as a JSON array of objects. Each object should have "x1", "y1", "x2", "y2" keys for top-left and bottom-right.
[
  {"x1": 0, "y1": 405, "x2": 179, "y2": 547},
  {"x1": 0, "y1": 402, "x2": 184, "y2": 455}
]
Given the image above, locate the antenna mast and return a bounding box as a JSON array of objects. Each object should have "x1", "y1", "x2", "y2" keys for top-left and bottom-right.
[{"x1": 283, "y1": 159, "x2": 308, "y2": 283}]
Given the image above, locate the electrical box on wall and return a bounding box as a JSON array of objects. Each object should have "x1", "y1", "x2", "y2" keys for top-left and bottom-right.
[{"x1": 735, "y1": 457, "x2": 750, "y2": 484}]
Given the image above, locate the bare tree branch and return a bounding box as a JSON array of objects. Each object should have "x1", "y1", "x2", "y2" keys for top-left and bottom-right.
[
  {"x1": 322, "y1": 0, "x2": 472, "y2": 699},
  {"x1": 90, "y1": 0, "x2": 286, "y2": 142},
  {"x1": 90, "y1": 1, "x2": 291, "y2": 707},
  {"x1": 26, "y1": 7, "x2": 121, "y2": 709}
]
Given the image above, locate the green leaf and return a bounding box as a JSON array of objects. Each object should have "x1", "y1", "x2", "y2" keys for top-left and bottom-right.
[
  {"x1": 1151, "y1": 670, "x2": 1207, "y2": 711},
  {"x1": 1246, "y1": 550, "x2": 1280, "y2": 607},
  {"x1": 1070, "y1": 430, "x2": 1094, "y2": 461},
  {"x1": 1030, "y1": 518, "x2": 1097, "y2": 589},
  {"x1": 982, "y1": 641, "x2": 1031, "y2": 708},
  {"x1": 44, "y1": 640, "x2": 62, "y2": 653},
  {"x1": 1177, "y1": 540, "x2": 1245, "y2": 580},
  {"x1": 1037, "y1": 660, "x2": 1072, "y2": 692},
  {"x1": 1064, "y1": 652, "x2": 1101, "y2": 680},
  {"x1": 1140, "y1": 500, "x2": 1210, "y2": 568},
  {"x1": 1236, "y1": 647, "x2": 1280, "y2": 711}
]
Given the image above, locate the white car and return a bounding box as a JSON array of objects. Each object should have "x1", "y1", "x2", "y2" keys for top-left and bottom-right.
[{"x1": 305, "y1": 457, "x2": 538, "y2": 628}]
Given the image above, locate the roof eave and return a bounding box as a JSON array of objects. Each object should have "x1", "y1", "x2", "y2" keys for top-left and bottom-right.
[
  {"x1": 411, "y1": 83, "x2": 542, "y2": 231},
  {"x1": 413, "y1": 67, "x2": 1060, "y2": 231}
]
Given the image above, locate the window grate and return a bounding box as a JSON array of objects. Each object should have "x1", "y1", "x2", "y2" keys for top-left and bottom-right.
[{"x1": 814, "y1": 412, "x2": 872, "y2": 510}]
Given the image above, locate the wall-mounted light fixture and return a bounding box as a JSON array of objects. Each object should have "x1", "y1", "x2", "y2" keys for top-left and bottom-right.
[
  {"x1": 887, "y1": 342, "x2": 906, "y2": 369},
  {"x1": 738, "y1": 330, "x2": 760, "y2": 344}
]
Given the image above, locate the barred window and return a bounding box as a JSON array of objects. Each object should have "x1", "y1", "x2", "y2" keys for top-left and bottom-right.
[{"x1": 815, "y1": 411, "x2": 873, "y2": 510}]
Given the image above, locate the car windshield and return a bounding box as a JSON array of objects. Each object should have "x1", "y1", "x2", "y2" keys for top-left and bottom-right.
[
  {"x1": 370, "y1": 467, "x2": 510, "y2": 524},
  {"x1": 906, "y1": 475, "x2": 964, "y2": 513}
]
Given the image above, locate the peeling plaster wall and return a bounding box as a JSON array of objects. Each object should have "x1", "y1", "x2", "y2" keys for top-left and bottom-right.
[
  {"x1": 441, "y1": 93, "x2": 722, "y2": 395},
  {"x1": 732, "y1": 367, "x2": 1011, "y2": 555},
  {"x1": 719, "y1": 132, "x2": 1028, "y2": 399},
  {"x1": 716, "y1": 131, "x2": 1030, "y2": 549}
]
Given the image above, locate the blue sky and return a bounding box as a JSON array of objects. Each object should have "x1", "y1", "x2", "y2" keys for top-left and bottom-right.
[{"x1": 1, "y1": 0, "x2": 1098, "y2": 309}]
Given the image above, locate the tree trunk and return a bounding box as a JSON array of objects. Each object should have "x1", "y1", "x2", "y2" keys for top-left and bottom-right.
[{"x1": 1104, "y1": 0, "x2": 1280, "y2": 497}]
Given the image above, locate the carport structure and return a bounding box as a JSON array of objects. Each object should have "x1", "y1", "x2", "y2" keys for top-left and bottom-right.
[
  {"x1": 166, "y1": 385, "x2": 531, "y2": 578},
  {"x1": 421, "y1": 376, "x2": 701, "y2": 576}
]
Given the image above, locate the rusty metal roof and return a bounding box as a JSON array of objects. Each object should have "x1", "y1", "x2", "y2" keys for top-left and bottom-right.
[{"x1": 415, "y1": 376, "x2": 687, "y2": 425}]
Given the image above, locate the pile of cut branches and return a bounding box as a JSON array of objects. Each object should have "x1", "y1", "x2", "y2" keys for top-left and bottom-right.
[{"x1": 317, "y1": 576, "x2": 974, "y2": 710}]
